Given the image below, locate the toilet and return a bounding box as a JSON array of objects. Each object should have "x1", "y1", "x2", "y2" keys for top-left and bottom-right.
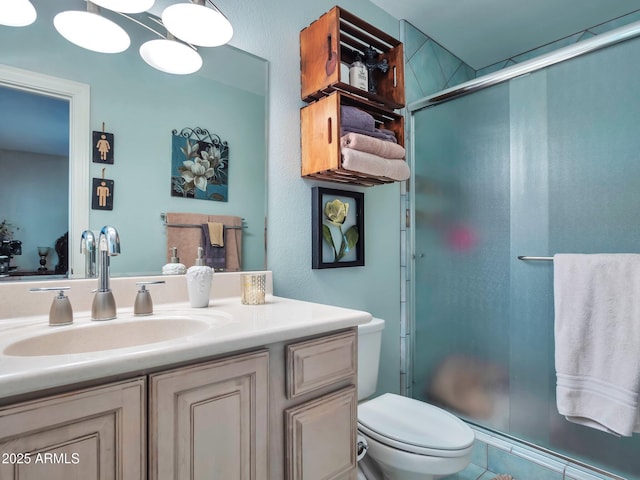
[{"x1": 357, "y1": 318, "x2": 475, "y2": 480}]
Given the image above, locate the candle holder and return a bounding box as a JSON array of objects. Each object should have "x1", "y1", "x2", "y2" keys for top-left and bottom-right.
[
  {"x1": 37, "y1": 246, "x2": 50, "y2": 272},
  {"x1": 241, "y1": 273, "x2": 266, "y2": 305}
]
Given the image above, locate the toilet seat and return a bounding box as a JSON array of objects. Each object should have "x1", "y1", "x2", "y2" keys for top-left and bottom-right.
[{"x1": 358, "y1": 393, "x2": 474, "y2": 458}]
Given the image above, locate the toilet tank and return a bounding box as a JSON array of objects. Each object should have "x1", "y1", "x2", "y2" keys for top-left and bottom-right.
[{"x1": 357, "y1": 317, "x2": 385, "y2": 400}]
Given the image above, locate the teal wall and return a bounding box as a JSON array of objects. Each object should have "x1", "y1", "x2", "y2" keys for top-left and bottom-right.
[
  {"x1": 211, "y1": 0, "x2": 403, "y2": 396},
  {"x1": 0, "y1": 150, "x2": 68, "y2": 271},
  {"x1": 0, "y1": 0, "x2": 404, "y2": 395}
]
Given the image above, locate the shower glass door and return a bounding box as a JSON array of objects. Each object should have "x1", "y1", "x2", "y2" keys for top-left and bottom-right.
[{"x1": 411, "y1": 36, "x2": 640, "y2": 478}]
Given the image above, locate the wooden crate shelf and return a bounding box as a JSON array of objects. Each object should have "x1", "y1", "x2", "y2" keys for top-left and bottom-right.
[
  {"x1": 300, "y1": 6, "x2": 405, "y2": 110},
  {"x1": 301, "y1": 91, "x2": 404, "y2": 186}
]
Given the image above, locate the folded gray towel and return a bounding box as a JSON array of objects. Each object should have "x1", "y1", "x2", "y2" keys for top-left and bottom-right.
[
  {"x1": 341, "y1": 126, "x2": 397, "y2": 143},
  {"x1": 340, "y1": 106, "x2": 375, "y2": 131}
]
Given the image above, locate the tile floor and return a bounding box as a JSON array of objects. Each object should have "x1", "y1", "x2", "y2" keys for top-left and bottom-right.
[{"x1": 443, "y1": 428, "x2": 624, "y2": 480}]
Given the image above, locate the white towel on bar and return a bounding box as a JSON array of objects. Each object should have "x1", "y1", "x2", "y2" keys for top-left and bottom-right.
[{"x1": 554, "y1": 253, "x2": 640, "y2": 436}]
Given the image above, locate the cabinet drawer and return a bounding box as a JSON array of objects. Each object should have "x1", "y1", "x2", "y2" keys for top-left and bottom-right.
[{"x1": 287, "y1": 330, "x2": 356, "y2": 399}]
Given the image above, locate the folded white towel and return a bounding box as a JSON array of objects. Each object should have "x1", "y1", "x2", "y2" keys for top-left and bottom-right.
[
  {"x1": 341, "y1": 148, "x2": 410, "y2": 181},
  {"x1": 554, "y1": 253, "x2": 640, "y2": 436}
]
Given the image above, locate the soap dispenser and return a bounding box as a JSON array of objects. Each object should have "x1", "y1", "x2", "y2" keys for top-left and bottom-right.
[
  {"x1": 186, "y1": 247, "x2": 213, "y2": 308},
  {"x1": 162, "y1": 247, "x2": 186, "y2": 275}
]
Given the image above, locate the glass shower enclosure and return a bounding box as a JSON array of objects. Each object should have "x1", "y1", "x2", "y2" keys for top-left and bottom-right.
[{"x1": 411, "y1": 35, "x2": 640, "y2": 479}]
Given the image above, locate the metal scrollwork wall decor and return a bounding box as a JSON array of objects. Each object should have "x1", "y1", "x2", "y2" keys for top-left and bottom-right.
[{"x1": 170, "y1": 127, "x2": 229, "y2": 202}]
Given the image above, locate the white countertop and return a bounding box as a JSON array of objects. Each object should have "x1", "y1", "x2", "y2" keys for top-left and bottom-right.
[{"x1": 0, "y1": 295, "x2": 371, "y2": 400}]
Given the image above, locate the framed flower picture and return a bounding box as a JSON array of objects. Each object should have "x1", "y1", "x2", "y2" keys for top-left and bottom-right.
[
  {"x1": 312, "y1": 187, "x2": 364, "y2": 269},
  {"x1": 170, "y1": 127, "x2": 229, "y2": 202}
]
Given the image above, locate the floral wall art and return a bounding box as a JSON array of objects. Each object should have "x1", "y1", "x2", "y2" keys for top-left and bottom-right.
[
  {"x1": 170, "y1": 127, "x2": 229, "y2": 202},
  {"x1": 312, "y1": 187, "x2": 364, "y2": 269}
]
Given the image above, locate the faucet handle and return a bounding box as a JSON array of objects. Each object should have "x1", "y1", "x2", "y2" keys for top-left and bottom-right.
[
  {"x1": 29, "y1": 287, "x2": 73, "y2": 326},
  {"x1": 134, "y1": 281, "x2": 165, "y2": 316}
]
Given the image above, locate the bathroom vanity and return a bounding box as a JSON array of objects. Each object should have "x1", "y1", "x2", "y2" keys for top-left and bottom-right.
[{"x1": 0, "y1": 272, "x2": 368, "y2": 480}]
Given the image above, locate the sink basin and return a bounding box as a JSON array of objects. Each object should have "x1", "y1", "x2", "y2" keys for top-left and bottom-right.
[{"x1": 4, "y1": 317, "x2": 211, "y2": 356}]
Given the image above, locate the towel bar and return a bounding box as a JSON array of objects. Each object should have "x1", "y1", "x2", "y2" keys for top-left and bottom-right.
[
  {"x1": 160, "y1": 213, "x2": 246, "y2": 229},
  {"x1": 517, "y1": 256, "x2": 553, "y2": 261}
]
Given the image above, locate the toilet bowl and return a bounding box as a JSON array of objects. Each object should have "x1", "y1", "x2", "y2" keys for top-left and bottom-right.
[{"x1": 357, "y1": 318, "x2": 474, "y2": 480}]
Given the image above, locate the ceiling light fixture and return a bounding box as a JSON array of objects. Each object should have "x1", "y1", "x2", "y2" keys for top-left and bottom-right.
[
  {"x1": 90, "y1": 0, "x2": 156, "y2": 14},
  {"x1": 0, "y1": 0, "x2": 37, "y2": 27},
  {"x1": 54, "y1": 2, "x2": 130, "y2": 54},
  {"x1": 161, "y1": 0, "x2": 233, "y2": 47},
  {"x1": 3, "y1": 1, "x2": 233, "y2": 75},
  {"x1": 140, "y1": 37, "x2": 203, "y2": 75}
]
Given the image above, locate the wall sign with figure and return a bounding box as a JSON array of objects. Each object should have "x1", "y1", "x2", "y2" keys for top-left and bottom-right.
[
  {"x1": 92, "y1": 177, "x2": 114, "y2": 210},
  {"x1": 92, "y1": 130, "x2": 114, "y2": 164}
]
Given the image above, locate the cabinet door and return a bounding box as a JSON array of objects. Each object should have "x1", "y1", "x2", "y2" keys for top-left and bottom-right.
[
  {"x1": 285, "y1": 386, "x2": 357, "y2": 480},
  {"x1": 149, "y1": 350, "x2": 269, "y2": 480},
  {"x1": 0, "y1": 378, "x2": 146, "y2": 480}
]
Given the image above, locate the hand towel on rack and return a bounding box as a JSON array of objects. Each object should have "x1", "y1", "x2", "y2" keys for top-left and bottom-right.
[
  {"x1": 554, "y1": 253, "x2": 640, "y2": 436},
  {"x1": 165, "y1": 213, "x2": 242, "y2": 271},
  {"x1": 341, "y1": 148, "x2": 410, "y2": 181},
  {"x1": 341, "y1": 132, "x2": 405, "y2": 159},
  {"x1": 165, "y1": 212, "x2": 208, "y2": 269},
  {"x1": 201, "y1": 224, "x2": 226, "y2": 271},
  {"x1": 208, "y1": 215, "x2": 242, "y2": 272},
  {"x1": 207, "y1": 222, "x2": 224, "y2": 247}
]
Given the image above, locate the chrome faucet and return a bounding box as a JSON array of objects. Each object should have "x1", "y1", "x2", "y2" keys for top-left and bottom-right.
[
  {"x1": 80, "y1": 230, "x2": 97, "y2": 278},
  {"x1": 91, "y1": 225, "x2": 120, "y2": 321}
]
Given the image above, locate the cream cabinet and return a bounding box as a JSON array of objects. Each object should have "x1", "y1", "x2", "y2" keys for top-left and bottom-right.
[
  {"x1": 285, "y1": 386, "x2": 357, "y2": 480},
  {"x1": 0, "y1": 378, "x2": 145, "y2": 480},
  {"x1": 0, "y1": 328, "x2": 358, "y2": 480},
  {"x1": 149, "y1": 350, "x2": 269, "y2": 480},
  {"x1": 279, "y1": 329, "x2": 358, "y2": 480}
]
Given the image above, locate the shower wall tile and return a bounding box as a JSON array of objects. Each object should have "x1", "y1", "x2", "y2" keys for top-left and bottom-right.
[
  {"x1": 577, "y1": 31, "x2": 596, "y2": 43},
  {"x1": 404, "y1": 63, "x2": 424, "y2": 104},
  {"x1": 476, "y1": 472, "x2": 499, "y2": 480},
  {"x1": 432, "y1": 40, "x2": 463, "y2": 83},
  {"x1": 404, "y1": 20, "x2": 429, "y2": 60},
  {"x1": 475, "y1": 9, "x2": 640, "y2": 74},
  {"x1": 447, "y1": 63, "x2": 475, "y2": 89},
  {"x1": 409, "y1": 40, "x2": 446, "y2": 93},
  {"x1": 589, "y1": 10, "x2": 640, "y2": 35},
  {"x1": 470, "y1": 440, "x2": 488, "y2": 469},
  {"x1": 511, "y1": 32, "x2": 583, "y2": 64},
  {"x1": 404, "y1": 9, "x2": 640, "y2": 95},
  {"x1": 403, "y1": 21, "x2": 475, "y2": 102},
  {"x1": 564, "y1": 465, "x2": 623, "y2": 480},
  {"x1": 445, "y1": 463, "x2": 487, "y2": 480},
  {"x1": 487, "y1": 445, "x2": 564, "y2": 480}
]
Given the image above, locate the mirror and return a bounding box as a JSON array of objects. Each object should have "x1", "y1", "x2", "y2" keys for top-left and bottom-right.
[{"x1": 0, "y1": 0, "x2": 267, "y2": 280}]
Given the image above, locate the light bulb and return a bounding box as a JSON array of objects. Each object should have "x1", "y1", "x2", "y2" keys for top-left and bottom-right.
[
  {"x1": 139, "y1": 39, "x2": 203, "y2": 75},
  {"x1": 0, "y1": 0, "x2": 37, "y2": 27},
  {"x1": 54, "y1": 10, "x2": 130, "y2": 53},
  {"x1": 90, "y1": 0, "x2": 155, "y2": 14},
  {"x1": 161, "y1": 3, "x2": 232, "y2": 47}
]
